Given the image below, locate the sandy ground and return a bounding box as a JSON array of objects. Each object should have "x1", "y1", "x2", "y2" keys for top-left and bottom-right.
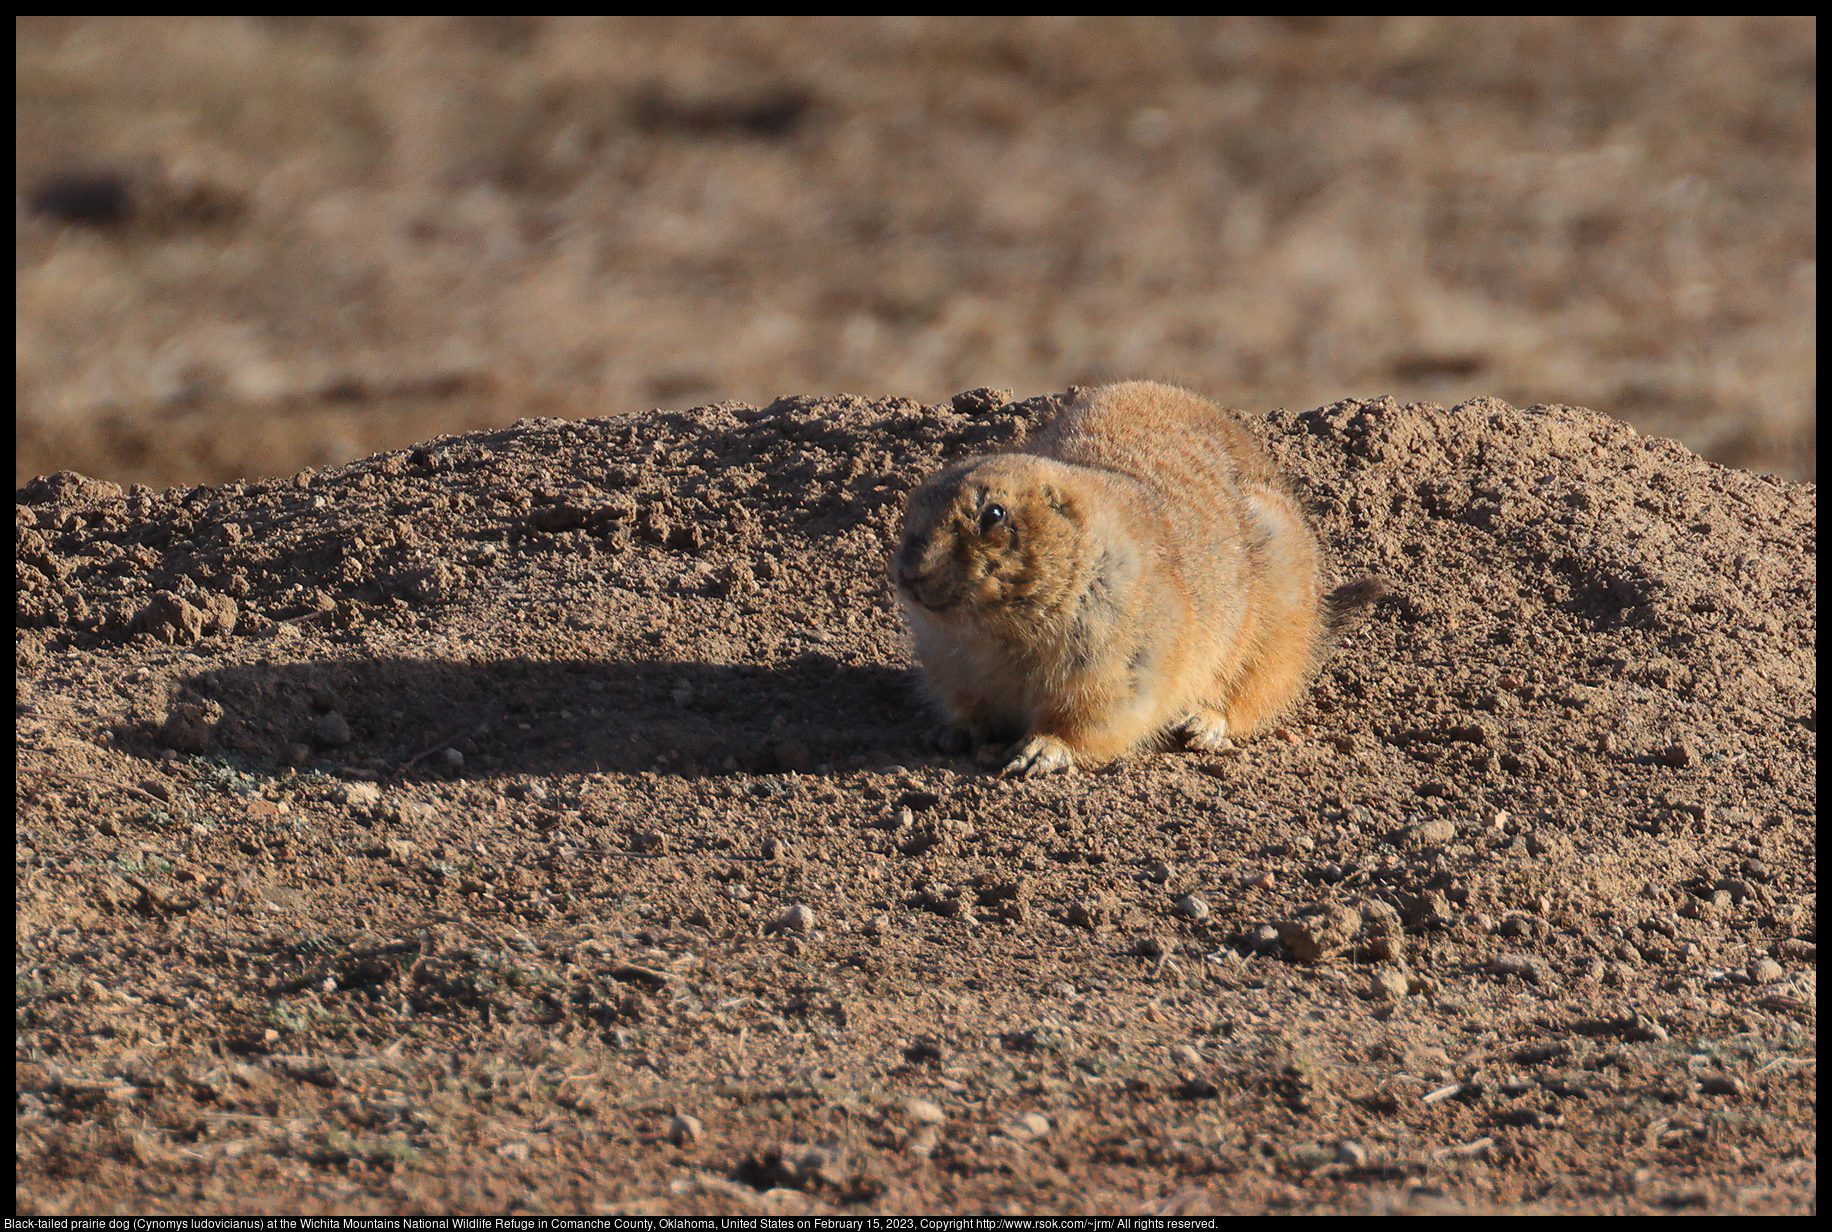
[
  {"x1": 15, "y1": 387, "x2": 1815, "y2": 1214},
  {"x1": 16, "y1": 17, "x2": 1818, "y2": 488}
]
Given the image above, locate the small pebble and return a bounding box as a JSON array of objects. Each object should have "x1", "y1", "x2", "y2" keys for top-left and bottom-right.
[
  {"x1": 1417, "y1": 818, "x2": 1458, "y2": 845},
  {"x1": 771, "y1": 903, "x2": 816, "y2": 934},
  {"x1": 1174, "y1": 894, "x2": 1210, "y2": 921},
  {"x1": 440, "y1": 747, "x2": 464, "y2": 769},
  {"x1": 1250, "y1": 924, "x2": 1281, "y2": 952},
  {"x1": 1487, "y1": 954, "x2": 1542, "y2": 983},
  {"x1": 1360, "y1": 899, "x2": 1403, "y2": 936},
  {"x1": 1368, "y1": 968, "x2": 1410, "y2": 1001},
  {"x1": 904, "y1": 1098, "x2": 945, "y2": 1125},
  {"x1": 1748, "y1": 958, "x2": 1785, "y2": 985},
  {"x1": 313, "y1": 711, "x2": 352, "y2": 746},
  {"x1": 1018, "y1": 1113, "x2": 1051, "y2": 1139},
  {"x1": 1169, "y1": 1043, "x2": 1204, "y2": 1068},
  {"x1": 1716, "y1": 877, "x2": 1756, "y2": 903},
  {"x1": 339, "y1": 781, "x2": 382, "y2": 809},
  {"x1": 1336, "y1": 1140, "x2": 1369, "y2": 1167},
  {"x1": 666, "y1": 1114, "x2": 702, "y2": 1145}
]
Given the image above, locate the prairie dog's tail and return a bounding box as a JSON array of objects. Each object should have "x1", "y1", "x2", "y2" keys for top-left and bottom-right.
[{"x1": 1322, "y1": 576, "x2": 1388, "y2": 637}]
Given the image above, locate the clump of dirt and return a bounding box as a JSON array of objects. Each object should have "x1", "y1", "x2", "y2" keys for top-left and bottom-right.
[{"x1": 15, "y1": 389, "x2": 1815, "y2": 1214}]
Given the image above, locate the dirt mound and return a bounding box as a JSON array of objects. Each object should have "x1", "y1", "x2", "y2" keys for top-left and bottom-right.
[{"x1": 15, "y1": 390, "x2": 1815, "y2": 1214}]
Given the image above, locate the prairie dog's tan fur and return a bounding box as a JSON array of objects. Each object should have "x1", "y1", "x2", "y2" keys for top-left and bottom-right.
[{"x1": 891, "y1": 381, "x2": 1379, "y2": 776}]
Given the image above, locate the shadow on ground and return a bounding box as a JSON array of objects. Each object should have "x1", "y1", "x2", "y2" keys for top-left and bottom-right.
[{"x1": 136, "y1": 654, "x2": 929, "y2": 779}]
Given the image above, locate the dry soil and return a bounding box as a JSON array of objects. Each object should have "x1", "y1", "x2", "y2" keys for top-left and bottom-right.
[{"x1": 14, "y1": 388, "x2": 1816, "y2": 1214}]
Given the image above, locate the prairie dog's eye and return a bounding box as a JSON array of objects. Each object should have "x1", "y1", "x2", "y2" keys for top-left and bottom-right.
[{"x1": 978, "y1": 503, "x2": 1007, "y2": 534}]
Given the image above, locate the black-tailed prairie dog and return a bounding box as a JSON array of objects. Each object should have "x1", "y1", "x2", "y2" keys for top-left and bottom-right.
[{"x1": 892, "y1": 381, "x2": 1382, "y2": 776}]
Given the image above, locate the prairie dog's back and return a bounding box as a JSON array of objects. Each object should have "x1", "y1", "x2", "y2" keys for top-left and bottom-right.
[
  {"x1": 1026, "y1": 380, "x2": 1311, "y2": 655},
  {"x1": 1028, "y1": 380, "x2": 1281, "y2": 494}
]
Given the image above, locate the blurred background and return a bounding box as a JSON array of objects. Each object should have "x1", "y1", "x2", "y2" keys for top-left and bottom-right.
[{"x1": 16, "y1": 16, "x2": 1817, "y2": 488}]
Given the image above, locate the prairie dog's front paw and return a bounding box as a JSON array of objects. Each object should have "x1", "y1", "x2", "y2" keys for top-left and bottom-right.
[
  {"x1": 1000, "y1": 733, "x2": 1077, "y2": 778},
  {"x1": 1174, "y1": 710, "x2": 1234, "y2": 752}
]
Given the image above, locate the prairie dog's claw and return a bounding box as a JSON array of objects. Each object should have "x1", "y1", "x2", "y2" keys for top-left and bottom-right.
[{"x1": 1000, "y1": 734, "x2": 1077, "y2": 778}]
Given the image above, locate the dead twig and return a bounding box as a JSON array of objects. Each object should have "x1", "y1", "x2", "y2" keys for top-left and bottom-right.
[
  {"x1": 21, "y1": 765, "x2": 168, "y2": 805},
  {"x1": 392, "y1": 726, "x2": 474, "y2": 776}
]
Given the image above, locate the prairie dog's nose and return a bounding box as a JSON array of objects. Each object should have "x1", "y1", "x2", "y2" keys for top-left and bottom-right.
[{"x1": 895, "y1": 537, "x2": 925, "y2": 580}]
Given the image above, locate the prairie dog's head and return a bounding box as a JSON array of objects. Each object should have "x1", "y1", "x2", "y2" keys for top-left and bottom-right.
[{"x1": 891, "y1": 455, "x2": 1089, "y2": 628}]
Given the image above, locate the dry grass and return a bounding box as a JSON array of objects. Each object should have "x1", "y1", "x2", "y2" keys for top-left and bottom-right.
[{"x1": 16, "y1": 16, "x2": 1817, "y2": 486}]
